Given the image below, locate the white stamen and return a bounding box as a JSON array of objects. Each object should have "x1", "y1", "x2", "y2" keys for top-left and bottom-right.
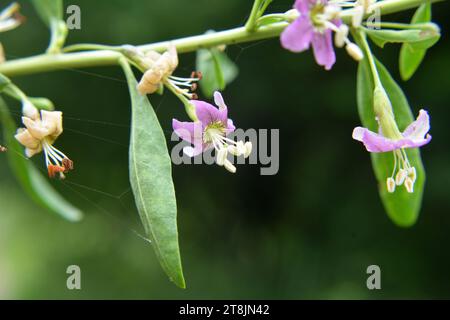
[
  {"x1": 334, "y1": 24, "x2": 349, "y2": 48},
  {"x1": 216, "y1": 147, "x2": 228, "y2": 166},
  {"x1": 345, "y1": 43, "x2": 364, "y2": 61},
  {"x1": 405, "y1": 177, "x2": 414, "y2": 193},
  {"x1": 395, "y1": 168, "x2": 407, "y2": 186},
  {"x1": 244, "y1": 142, "x2": 252, "y2": 158},
  {"x1": 223, "y1": 159, "x2": 236, "y2": 173},
  {"x1": 227, "y1": 145, "x2": 240, "y2": 156},
  {"x1": 237, "y1": 141, "x2": 246, "y2": 155},
  {"x1": 408, "y1": 167, "x2": 417, "y2": 183},
  {"x1": 387, "y1": 177, "x2": 396, "y2": 193}
]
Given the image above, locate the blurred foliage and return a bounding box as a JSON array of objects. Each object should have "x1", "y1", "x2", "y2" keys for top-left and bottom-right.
[{"x1": 0, "y1": 0, "x2": 449, "y2": 299}]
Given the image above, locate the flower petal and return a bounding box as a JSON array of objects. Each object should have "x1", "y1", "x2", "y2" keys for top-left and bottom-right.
[
  {"x1": 191, "y1": 100, "x2": 224, "y2": 127},
  {"x1": 22, "y1": 117, "x2": 51, "y2": 140},
  {"x1": 311, "y1": 30, "x2": 336, "y2": 70},
  {"x1": 402, "y1": 109, "x2": 430, "y2": 142},
  {"x1": 226, "y1": 119, "x2": 236, "y2": 134},
  {"x1": 281, "y1": 17, "x2": 314, "y2": 53},
  {"x1": 172, "y1": 119, "x2": 203, "y2": 145},
  {"x1": 41, "y1": 110, "x2": 63, "y2": 138},
  {"x1": 352, "y1": 127, "x2": 398, "y2": 152},
  {"x1": 213, "y1": 91, "x2": 227, "y2": 111},
  {"x1": 15, "y1": 128, "x2": 41, "y2": 150},
  {"x1": 353, "y1": 126, "x2": 432, "y2": 153}
]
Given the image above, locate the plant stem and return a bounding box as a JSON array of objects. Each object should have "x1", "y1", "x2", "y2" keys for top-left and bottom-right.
[
  {"x1": 357, "y1": 31, "x2": 382, "y2": 87},
  {"x1": 0, "y1": 0, "x2": 442, "y2": 77},
  {"x1": 245, "y1": 0, "x2": 264, "y2": 32}
]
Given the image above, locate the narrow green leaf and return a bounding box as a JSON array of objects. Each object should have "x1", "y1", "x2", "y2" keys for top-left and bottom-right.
[
  {"x1": 31, "y1": 0, "x2": 68, "y2": 53},
  {"x1": 399, "y1": 4, "x2": 435, "y2": 81},
  {"x1": 31, "y1": 0, "x2": 63, "y2": 26},
  {"x1": 0, "y1": 97, "x2": 82, "y2": 222},
  {"x1": 196, "y1": 44, "x2": 238, "y2": 98},
  {"x1": 357, "y1": 58, "x2": 425, "y2": 227},
  {"x1": 120, "y1": 59, "x2": 185, "y2": 288},
  {"x1": 366, "y1": 26, "x2": 439, "y2": 49}
]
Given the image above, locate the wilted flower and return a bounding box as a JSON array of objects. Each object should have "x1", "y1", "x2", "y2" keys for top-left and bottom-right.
[
  {"x1": 137, "y1": 44, "x2": 201, "y2": 99},
  {"x1": 172, "y1": 91, "x2": 251, "y2": 173},
  {"x1": 0, "y1": 2, "x2": 24, "y2": 63},
  {"x1": 352, "y1": 109, "x2": 431, "y2": 193},
  {"x1": 15, "y1": 106, "x2": 73, "y2": 179},
  {"x1": 0, "y1": 2, "x2": 23, "y2": 33},
  {"x1": 280, "y1": 0, "x2": 364, "y2": 69}
]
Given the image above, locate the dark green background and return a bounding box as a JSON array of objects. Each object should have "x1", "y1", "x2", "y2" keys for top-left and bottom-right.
[{"x1": 0, "y1": 0, "x2": 449, "y2": 299}]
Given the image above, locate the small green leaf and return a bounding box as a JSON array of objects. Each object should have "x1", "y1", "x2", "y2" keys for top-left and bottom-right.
[
  {"x1": 357, "y1": 57, "x2": 425, "y2": 227},
  {"x1": 120, "y1": 59, "x2": 185, "y2": 288},
  {"x1": 366, "y1": 26, "x2": 439, "y2": 49},
  {"x1": 0, "y1": 97, "x2": 82, "y2": 222},
  {"x1": 196, "y1": 42, "x2": 238, "y2": 98},
  {"x1": 31, "y1": 0, "x2": 68, "y2": 53},
  {"x1": 399, "y1": 4, "x2": 435, "y2": 81}
]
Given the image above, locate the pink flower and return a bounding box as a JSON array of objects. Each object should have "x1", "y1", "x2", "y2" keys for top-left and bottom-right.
[
  {"x1": 172, "y1": 91, "x2": 251, "y2": 173},
  {"x1": 352, "y1": 109, "x2": 431, "y2": 153},
  {"x1": 352, "y1": 109, "x2": 431, "y2": 193},
  {"x1": 281, "y1": 0, "x2": 342, "y2": 70}
]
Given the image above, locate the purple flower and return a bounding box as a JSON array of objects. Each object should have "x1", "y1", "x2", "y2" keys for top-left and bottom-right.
[
  {"x1": 172, "y1": 91, "x2": 251, "y2": 173},
  {"x1": 281, "y1": 0, "x2": 342, "y2": 70},
  {"x1": 352, "y1": 109, "x2": 431, "y2": 153},
  {"x1": 352, "y1": 109, "x2": 431, "y2": 193}
]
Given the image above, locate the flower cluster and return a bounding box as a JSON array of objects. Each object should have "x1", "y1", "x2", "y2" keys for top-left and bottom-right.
[
  {"x1": 280, "y1": 0, "x2": 367, "y2": 69},
  {"x1": 15, "y1": 104, "x2": 73, "y2": 179},
  {"x1": 172, "y1": 91, "x2": 252, "y2": 173}
]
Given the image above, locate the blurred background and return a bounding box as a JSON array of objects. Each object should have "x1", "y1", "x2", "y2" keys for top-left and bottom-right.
[{"x1": 0, "y1": 0, "x2": 449, "y2": 299}]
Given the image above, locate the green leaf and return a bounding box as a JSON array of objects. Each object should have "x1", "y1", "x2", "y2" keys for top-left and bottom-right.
[
  {"x1": 399, "y1": 4, "x2": 435, "y2": 81},
  {"x1": 120, "y1": 59, "x2": 185, "y2": 288},
  {"x1": 366, "y1": 26, "x2": 439, "y2": 49},
  {"x1": 0, "y1": 97, "x2": 82, "y2": 222},
  {"x1": 31, "y1": 0, "x2": 68, "y2": 53},
  {"x1": 357, "y1": 57, "x2": 425, "y2": 227},
  {"x1": 31, "y1": 0, "x2": 63, "y2": 26},
  {"x1": 196, "y1": 43, "x2": 238, "y2": 98}
]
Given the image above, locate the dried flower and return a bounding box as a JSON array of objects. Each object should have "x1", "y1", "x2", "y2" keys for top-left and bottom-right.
[{"x1": 15, "y1": 108, "x2": 73, "y2": 179}]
